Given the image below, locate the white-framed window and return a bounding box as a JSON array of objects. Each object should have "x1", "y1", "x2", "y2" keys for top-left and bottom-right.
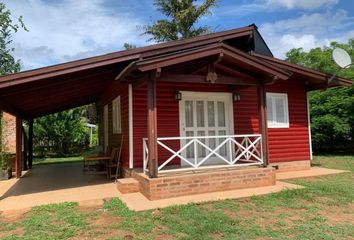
[
  {"x1": 112, "y1": 96, "x2": 121, "y2": 134},
  {"x1": 266, "y1": 92, "x2": 289, "y2": 128}
]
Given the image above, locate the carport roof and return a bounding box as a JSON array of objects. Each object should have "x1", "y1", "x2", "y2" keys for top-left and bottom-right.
[{"x1": 0, "y1": 25, "x2": 257, "y2": 120}]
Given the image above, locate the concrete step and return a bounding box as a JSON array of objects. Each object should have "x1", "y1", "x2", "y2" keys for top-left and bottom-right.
[{"x1": 117, "y1": 178, "x2": 140, "y2": 194}]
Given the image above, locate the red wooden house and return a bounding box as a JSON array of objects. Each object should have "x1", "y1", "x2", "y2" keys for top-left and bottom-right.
[{"x1": 0, "y1": 25, "x2": 351, "y2": 199}]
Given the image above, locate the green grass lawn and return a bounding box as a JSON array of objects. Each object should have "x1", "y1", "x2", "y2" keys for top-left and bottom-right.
[
  {"x1": 33, "y1": 148, "x2": 99, "y2": 165},
  {"x1": 33, "y1": 155, "x2": 84, "y2": 165},
  {"x1": 1, "y1": 155, "x2": 353, "y2": 240}
]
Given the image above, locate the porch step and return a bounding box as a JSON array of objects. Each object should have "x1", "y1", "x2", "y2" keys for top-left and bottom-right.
[{"x1": 117, "y1": 178, "x2": 140, "y2": 194}]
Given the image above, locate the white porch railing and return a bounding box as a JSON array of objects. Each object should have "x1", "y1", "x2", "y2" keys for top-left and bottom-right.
[{"x1": 143, "y1": 134, "x2": 263, "y2": 174}]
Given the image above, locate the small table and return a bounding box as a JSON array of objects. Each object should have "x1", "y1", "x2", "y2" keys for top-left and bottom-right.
[{"x1": 83, "y1": 155, "x2": 110, "y2": 175}]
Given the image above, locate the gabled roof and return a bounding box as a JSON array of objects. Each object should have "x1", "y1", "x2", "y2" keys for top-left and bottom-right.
[
  {"x1": 117, "y1": 43, "x2": 290, "y2": 81},
  {"x1": 0, "y1": 25, "x2": 257, "y2": 86}
]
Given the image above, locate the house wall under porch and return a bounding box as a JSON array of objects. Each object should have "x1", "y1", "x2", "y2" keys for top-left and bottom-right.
[
  {"x1": 98, "y1": 81, "x2": 129, "y2": 168},
  {"x1": 132, "y1": 81, "x2": 260, "y2": 169},
  {"x1": 131, "y1": 79, "x2": 312, "y2": 171}
]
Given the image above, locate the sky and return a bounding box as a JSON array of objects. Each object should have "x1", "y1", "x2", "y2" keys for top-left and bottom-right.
[{"x1": 3, "y1": 0, "x2": 354, "y2": 70}]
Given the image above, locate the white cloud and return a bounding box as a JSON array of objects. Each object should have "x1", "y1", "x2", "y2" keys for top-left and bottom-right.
[
  {"x1": 259, "y1": 10, "x2": 354, "y2": 58},
  {"x1": 218, "y1": 0, "x2": 339, "y2": 16},
  {"x1": 265, "y1": 0, "x2": 338, "y2": 10},
  {"x1": 4, "y1": 0, "x2": 148, "y2": 70}
]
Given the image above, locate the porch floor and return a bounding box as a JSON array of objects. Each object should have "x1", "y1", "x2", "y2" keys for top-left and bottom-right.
[
  {"x1": 276, "y1": 167, "x2": 349, "y2": 180},
  {"x1": 0, "y1": 162, "x2": 118, "y2": 213},
  {"x1": 0, "y1": 164, "x2": 348, "y2": 213}
]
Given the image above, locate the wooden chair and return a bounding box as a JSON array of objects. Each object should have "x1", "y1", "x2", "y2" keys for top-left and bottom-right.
[
  {"x1": 84, "y1": 148, "x2": 118, "y2": 175},
  {"x1": 107, "y1": 135, "x2": 123, "y2": 181}
]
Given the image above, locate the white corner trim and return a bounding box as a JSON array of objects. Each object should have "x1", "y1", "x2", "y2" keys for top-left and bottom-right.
[
  {"x1": 306, "y1": 92, "x2": 313, "y2": 160},
  {"x1": 128, "y1": 84, "x2": 134, "y2": 168}
]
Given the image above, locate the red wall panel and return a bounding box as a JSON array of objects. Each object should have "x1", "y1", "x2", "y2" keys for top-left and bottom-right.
[
  {"x1": 266, "y1": 80, "x2": 311, "y2": 162},
  {"x1": 234, "y1": 86, "x2": 259, "y2": 134}
]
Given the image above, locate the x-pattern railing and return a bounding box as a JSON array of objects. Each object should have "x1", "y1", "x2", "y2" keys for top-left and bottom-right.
[{"x1": 143, "y1": 134, "x2": 263, "y2": 174}]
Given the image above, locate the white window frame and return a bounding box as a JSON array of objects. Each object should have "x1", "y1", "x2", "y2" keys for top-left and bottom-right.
[
  {"x1": 112, "y1": 96, "x2": 121, "y2": 134},
  {"x1": 104, "y1": 104, "x2": 109, "y2": 153},
  {"x1": 266, "y1": 92, "x2": 289, "y2": 128}
]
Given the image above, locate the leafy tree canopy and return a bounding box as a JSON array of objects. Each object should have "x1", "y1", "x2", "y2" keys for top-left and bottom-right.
[
  {"x1": 33, "y1": 107, "x2": 90, "y2": 156},
  {"x1": 143, "y1": 0, "x2": 218, "y2": 43},
  {"x1": 286, "y1": 39, "x2": 354, "y2": 151},
  {"x1": 0, "y1": 3, "x2": 27, "y2": 75}
]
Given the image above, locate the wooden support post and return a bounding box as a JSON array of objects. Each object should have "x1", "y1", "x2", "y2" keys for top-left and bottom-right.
[
  {"x1": 28, "y1": 119, "x2": 33, "y2": 169},
  {"x1": 258, "y1": 84, "x2": 269, "y2": 166},
  {"x1": 147, "y1": 70, "x2": 159, "y2": 178},
  {"x1": 22, "y1": 126, "x2": 28, "y2": 170},
  {"x1": 15, "y1": 117, "x2": 23, "y2": 178}
]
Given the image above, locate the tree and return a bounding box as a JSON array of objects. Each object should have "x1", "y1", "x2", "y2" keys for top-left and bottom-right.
[
  {"x1": 143, "y1": 0, "x2": 218, "y2": 43},
  {"x1": 123, "y1": 43, "x2": 137, "y2": 50},
  {"x1": 286, "y1": 40, "x2": 354, "y2": 152},
  {"x1": 0, "y1": 3, "x2": 27, "y2": 170},
  {"x1": 33, "y1": 107, "x2": 90, "y2": 156},
  {"x1": 0, "y1": 3, "x2": 27, "y2": 75}
]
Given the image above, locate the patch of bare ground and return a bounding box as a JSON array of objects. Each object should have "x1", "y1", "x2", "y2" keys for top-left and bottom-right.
[
  {"x1": 150, "y1": 223, "x2": 177, "y2": 240},
  {"x1": 208, "y1": 232, "x2": 227, "y2": 240},
  {"x1": 91, "y1": 212, "x2": 123, "y2": 227},
  {"x1": 0, "y1": 227, "x2": 25, "y2": 239},
  {"x1": 223, "y1": 203, "x2": 307, "y2": 228},
  {"x1": 0, "y1": 209, "x2": 29, "y2": 222},
  {"x1": 154, "y1": 234, "x2": 176, "y2": 240},
  {"x1": 76, "y1": 206, "x2": 136, "y2": 240},
  {"x1": 71, "y1": 229, "x2": 134, "y2": 240},
  {"x1": 319, "y1": 203, "x2": 354, "y2": 225}
]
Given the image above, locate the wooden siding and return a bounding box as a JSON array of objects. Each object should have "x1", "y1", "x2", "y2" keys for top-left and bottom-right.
[
  {"x1": 98, "y1": 81, "x2": 129, "y2": 167},
  {"x1": 266, "y1": 79, "x2": 311, "y2": 162},
  {"x1": 102, "y1": 78, "x2": 311, "y2": 168},
  {"x1": 234, "y1": 86, "x2": 259, "y2": 134}
]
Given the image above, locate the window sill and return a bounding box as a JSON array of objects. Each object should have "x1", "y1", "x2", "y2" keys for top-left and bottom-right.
[{"x1": 268, "y1": 125, "x2": 289, "y2": 129}]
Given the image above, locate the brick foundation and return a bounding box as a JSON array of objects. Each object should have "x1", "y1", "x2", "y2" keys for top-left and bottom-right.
[
  {"x1": 121, "y1": 167, "x2": 133, "y2": 178},
  {"x1": 269, "y1": 160, "x2": 311, "y2": 172},
  {"x1": 2, "y1": 112, "x2": 16, "y2": 153},
  {"x1": 132, "y1": 167, "x2": 275, "y2": 200}
]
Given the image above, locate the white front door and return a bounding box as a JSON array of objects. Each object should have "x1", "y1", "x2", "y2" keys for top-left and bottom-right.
[{"x1": 179, "y1": 92, "x2": 234, "y2": 166}]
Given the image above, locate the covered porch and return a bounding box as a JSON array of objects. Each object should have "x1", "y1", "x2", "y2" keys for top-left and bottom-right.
[{"x1": 119, "y1": 43, "x2": 291, "y2": 178}]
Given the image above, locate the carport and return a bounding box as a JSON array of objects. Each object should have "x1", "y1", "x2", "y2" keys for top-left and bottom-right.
[
  {"x1": 0, "y1": 50, "x2": 141, "y2": 177},
  {"x1": 0, "y1": 25, "x2": 265, "y2": 178}
]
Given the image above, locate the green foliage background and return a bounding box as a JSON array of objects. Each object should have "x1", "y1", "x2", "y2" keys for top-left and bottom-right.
[
  {"x1": 143, "y1": 0, "x2": 218, "y2": 42},
  {"x1": 286, "y1": 40, "x2": 354, "y2": 152},
  {"x1": 0, "y1": 3, "x2": 27, "y2": 75},
  {"x1": 33, "y1": 107, "x2": 90, "y2": 156},
  {"x1": 0, "y1": 3, "x2": 26, "y2": 169}
]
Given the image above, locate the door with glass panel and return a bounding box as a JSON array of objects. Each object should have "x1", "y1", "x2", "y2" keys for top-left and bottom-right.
[{"x1": 179, "y1": 92, "x2": 233, "y2": 166}]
